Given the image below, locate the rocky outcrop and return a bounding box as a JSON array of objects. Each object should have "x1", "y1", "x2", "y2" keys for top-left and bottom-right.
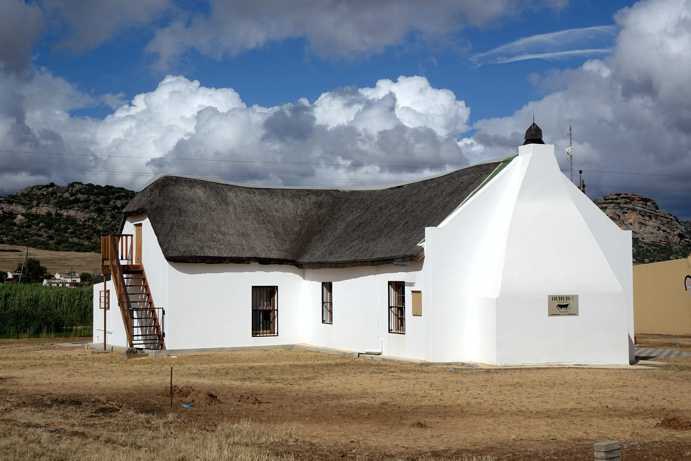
[{"x1": 595, "y1": 193, "x2": 690, "y2": 263}]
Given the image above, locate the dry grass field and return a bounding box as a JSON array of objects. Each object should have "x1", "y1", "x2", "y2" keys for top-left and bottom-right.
[
  {"x1": 2, "y1": 339, "x2": 691, "y2": 460},
  {"x1": 0, "y1": 244, "x2": 100, "y2": 274}
]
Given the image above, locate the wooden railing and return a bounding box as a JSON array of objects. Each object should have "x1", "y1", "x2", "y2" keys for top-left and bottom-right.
[
  {"x1": 101, "y1": 234, "x2": 133, "y2": 274},
  {"x1": 101, "y1": 235, "x2": 134, "y2": 344}
]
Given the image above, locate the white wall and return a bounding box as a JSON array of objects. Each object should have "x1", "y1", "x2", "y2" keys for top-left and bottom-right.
[
  {"x1": 303, "y1": 264, "x2": 425, "y2": 360},
  {"x1": 423, "y1": 156, "x2": 521, "y2": 363},
  {"x1": 163, "y1": 262, "x2": 304, "y2": 349},
  {"x1": 494, "y1": 144, "x2": 632, "y2": 364},
  {"x1": 423, "y1": 144, "x2": 632, "y2": 365},
  {"x1": 92, "y1": 279, "x2": 127, "y2": 348}
]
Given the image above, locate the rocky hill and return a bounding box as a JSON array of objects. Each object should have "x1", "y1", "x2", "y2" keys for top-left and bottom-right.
[
  {"x1": 595, "y1": 193, "x2": 691, "y2": 263},
  {"x1": 0, "y1": 182, "x2": 134, "y2": 252}
]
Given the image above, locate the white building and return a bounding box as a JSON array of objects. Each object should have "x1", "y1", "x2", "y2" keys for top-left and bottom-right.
[
  {"x1": 94, "y1": 124, "x2": 634, "y2": 365},
  {"x1": 44, "y1": 272, "x2": 81, "y2": 288}
]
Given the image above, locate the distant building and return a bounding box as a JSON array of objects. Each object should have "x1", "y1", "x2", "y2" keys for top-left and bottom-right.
[
  {"x1": 4, "y1": 272, "x2": 21, "y2": 283},
  {"x1": 43, "y1": 272, "x2": 81, "y2": 288}
]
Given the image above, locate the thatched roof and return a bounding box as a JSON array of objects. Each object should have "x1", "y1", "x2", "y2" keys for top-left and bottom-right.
[{"x1": 124, "y1": 160, "x2": 505, "y2": 267}]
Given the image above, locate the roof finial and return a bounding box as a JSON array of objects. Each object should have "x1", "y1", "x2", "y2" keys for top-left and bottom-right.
[{"x1": 523, "y1": 119, "x2": 544, "y2": 145}]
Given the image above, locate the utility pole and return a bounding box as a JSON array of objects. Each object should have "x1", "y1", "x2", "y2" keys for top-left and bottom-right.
[
  {"x1": 17, "y1": 247, "x2": 28, "y2": 284},
  {"x1": 565, "y1": 125, "x2": 574, "y2": 184}
]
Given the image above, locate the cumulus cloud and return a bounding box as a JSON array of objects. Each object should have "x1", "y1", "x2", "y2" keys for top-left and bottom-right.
[
  {"x1": 472, "y1": 0, "x2": 691, "y2": 218},
  {"x1": 0, "y1": 74, "x2": 473, "y2": 192},
  {"x1": 146, "y1": 0, "x2": 567, "y2": 68}
]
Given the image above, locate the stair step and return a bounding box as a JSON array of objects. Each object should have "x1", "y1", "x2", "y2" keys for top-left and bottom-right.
[{"x1": 123, "y1": 264, "x2": 143, "y2": 271}]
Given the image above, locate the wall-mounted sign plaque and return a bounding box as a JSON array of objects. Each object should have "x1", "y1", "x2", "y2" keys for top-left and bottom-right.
[{"x1": 548, "y1": 294, "x2": 578, "y2": 316}]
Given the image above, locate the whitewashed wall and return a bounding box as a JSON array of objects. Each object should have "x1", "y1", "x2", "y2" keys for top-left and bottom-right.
[
  {"x1": 423, "y1": 154, "x2": 520, "y2": 363},
  {"x1": 303, "y1": 264, "x2": 425, "y2": 360},
  {"x1": 493, "y1": 144, "x2": 632, "y2": 364},
  {"x1": 423, "y1": 143, "x2": 633, "y2": 365},
  {"x1": 92, "y1": 279, "x2": 127, "y2": 348},
  {"x1": 164, "y1": 262, "x2": 305, "y2": 349}
]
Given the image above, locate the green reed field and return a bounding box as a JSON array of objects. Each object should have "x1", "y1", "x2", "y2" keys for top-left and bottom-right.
[{"x1": 0, "y1": 284, "x2": 91, "y2": 338}]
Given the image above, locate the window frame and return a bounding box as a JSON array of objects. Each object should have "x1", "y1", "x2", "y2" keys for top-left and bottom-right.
[
  {"x1": 388, "y1": 281, "x2": 406, "y2": 334},
  {"x1": 251, "y1": 285, "x2": 279, "y2": 337},
  {"x1": 321, "y1": 281, "x2": 333, "y2": 324},
  {"x1": 99, "y1": 289, "x2": 110, "y2": 311}
]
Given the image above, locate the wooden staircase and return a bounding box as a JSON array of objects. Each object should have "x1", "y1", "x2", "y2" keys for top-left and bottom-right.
[{"x1": 101, "y1": 234, "x2": 165, "y2": 350}]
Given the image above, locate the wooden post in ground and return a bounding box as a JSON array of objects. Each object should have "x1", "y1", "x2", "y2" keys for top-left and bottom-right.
[
  {"x1": 170, "y1": 366, "x2": 173, "y2": 409},
  {"x1": 594, "y1": 441, "x2": 621, "y2": 460},
  {"x1": 103, "y1": 277, "x2": 107, "y2": 352}
]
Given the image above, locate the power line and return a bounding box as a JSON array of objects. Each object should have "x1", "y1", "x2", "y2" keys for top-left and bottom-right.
[
  {"x1": 575, "y1": 168, "x2": 684, "y2": 179},
  {"x1": 0, "y1": 147, "x2": 685, "y2": 180},
  {"x1": 0, "y1": 148, "x2": 468, "y2": 170}
]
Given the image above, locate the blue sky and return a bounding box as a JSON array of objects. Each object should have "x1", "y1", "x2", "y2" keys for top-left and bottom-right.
[
  {"x1": 35, "y1": 1, "x2": 630, "y2": 120},
  {"x1": 1, "y1": 0, "x2": 689, "y2": 219}
]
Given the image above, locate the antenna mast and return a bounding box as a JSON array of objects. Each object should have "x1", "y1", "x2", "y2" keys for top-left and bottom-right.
[{"x1": 566, "y1": 125, "x2": 574, "y2": 183}]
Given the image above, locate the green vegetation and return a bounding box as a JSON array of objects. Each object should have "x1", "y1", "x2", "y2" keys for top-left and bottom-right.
[
  {"x1": 0, "y1": 284, "x2": 92, "y2": 338},
  {"x1": 0, "y1": 181, "x2": 134, "y2": 252},
  {"x1": 634, "y1": 239, "x2": 691, "y2": 264}
]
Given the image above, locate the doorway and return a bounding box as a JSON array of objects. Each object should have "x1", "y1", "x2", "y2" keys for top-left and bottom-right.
[{"x1": 134, "y1": 223, "x2": 142, "y2": 264}]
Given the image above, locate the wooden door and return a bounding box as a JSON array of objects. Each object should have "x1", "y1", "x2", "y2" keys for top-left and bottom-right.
[{"x1": 134, "y1": 224, "x2": 142, "y2": 264}]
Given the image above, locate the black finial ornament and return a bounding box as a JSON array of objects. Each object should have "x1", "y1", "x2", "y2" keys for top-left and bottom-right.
[{"x1": 523, "y1": 121, "x2": 544, "y2": 145}]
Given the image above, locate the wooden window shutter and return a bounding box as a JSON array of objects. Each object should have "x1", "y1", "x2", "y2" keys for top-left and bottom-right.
[{"x1": 412, "y1": 290, "x2": 422, "y2": 317}]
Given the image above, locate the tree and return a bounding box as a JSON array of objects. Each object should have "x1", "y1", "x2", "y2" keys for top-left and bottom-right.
[
  {"x1": 80, "y1": 272, "x2": 94, "y2": 285},
  {"x1": 15, "y1": 258, "x2": 48, "y2": 284}
]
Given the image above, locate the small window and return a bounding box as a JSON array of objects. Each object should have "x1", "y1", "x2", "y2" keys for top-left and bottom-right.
[
  {"x1": 388, "y1": 281, "x2": 405, "y2": 334},
  {"x1": 412, "y1": 290, "x2": 422, "y2": 317},
  {"x1": 322, "y1": 282, "x2": 333, "y2": 324},
  {"x1": 99, "y1": 289, "x2": 110, "y2": 311},
  {"x1": 252, "y1": 286, "x2": 278, "y2": 337}
]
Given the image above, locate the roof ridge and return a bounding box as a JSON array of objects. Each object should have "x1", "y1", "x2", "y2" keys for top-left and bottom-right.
[{"x1": 139, "y1": 158, "x2": 508, "y2": 194}]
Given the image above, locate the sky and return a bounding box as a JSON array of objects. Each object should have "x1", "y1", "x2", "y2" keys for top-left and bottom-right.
[{"x1": 0, "y1": 0, "x2": 689, "y2": 219}]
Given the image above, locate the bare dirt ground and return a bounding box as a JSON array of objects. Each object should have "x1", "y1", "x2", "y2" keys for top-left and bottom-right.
[
  {"x1": 0, "y1": 244, "x2": 100, "y2": 274},
  {"x1": 2, "y1": 339, "x2": 691, "y2": 460}
]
